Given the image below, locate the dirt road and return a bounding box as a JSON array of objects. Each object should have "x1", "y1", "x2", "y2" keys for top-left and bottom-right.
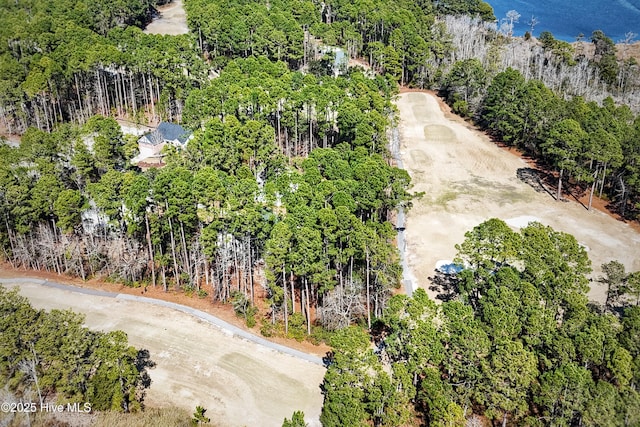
[
  {"x1": 397, "y1": 91, "x2": 640, "y2": 302},
  {"x1": 144, "y1": 0, "x2": 189, "y2": 35},
  {"x1": 1, "y1": 278, "x2": 325, "y2": 427}
]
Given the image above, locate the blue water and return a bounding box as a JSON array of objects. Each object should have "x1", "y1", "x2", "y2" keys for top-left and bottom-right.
[{"x1": 485, "y1": 0, "x2": 640, "y2": 42}]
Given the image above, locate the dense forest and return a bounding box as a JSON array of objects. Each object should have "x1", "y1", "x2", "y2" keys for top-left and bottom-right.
[
  {"x1": 0, "y1": 0, "x2": 493, "y2": 337},
  {"x1": 0, "y1": 286, "x2": 153, "y2": 424},
  {"x1": 3, "y1": 0, "x2": 640, "y2": 216},
  {"x1": 2, "y1": 0, "x2": 640, "y2": 425},
  {"x1": 0, "y1": 0, "x2": 205, "y2": 133},
  {"x1": 0, "y1": 0, "x2": 498, "y2": 133},
  {"x1": 321, "y1": 219, "x2": 640, "y2": 426},
  {"x1": 0, "y1": 56, "x2": 413, "y2": 335}
]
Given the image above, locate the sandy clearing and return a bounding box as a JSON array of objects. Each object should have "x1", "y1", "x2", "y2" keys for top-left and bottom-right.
[
  {"x1": 117, "y1": 119, "x2": 154, "y2": 136},
  {"x1": 397, "y1": 92, "x2": 640, "y2": 302},
  {"x1": 144, "y1": 0, "x2": 189, "y2": 36},
  {"x1": 3, "y1": 280, "x2": 325, "y2": 427}
]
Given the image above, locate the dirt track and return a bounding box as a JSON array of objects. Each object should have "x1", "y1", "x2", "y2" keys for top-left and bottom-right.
[
  {"x1": 397, "y1": 91, "x2": 640, "y2": 302},
  {"x1": 2, "y1": 280, "x2": 325, "y2": 427},
  {"x1": 144, "y1": 0, "x2": 189, "y2": 35}
]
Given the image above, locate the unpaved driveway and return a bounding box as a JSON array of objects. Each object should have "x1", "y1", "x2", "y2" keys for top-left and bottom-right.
[
  {"x1": 144, "y1": 0, "x2": 189, "y2": 35},
  {"x1": 397, "y1": 91, "x2": 640, "y2": 302},
  {"x1": 1, "y1": 279, "x2": 325, "y2": 427}
]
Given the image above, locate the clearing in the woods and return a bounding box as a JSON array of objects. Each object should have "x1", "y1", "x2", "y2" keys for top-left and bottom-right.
[
  {"x1": 397, "y1": 91, "x2": 640, "y2": 303},
  {"x1": 144, "y1": 0, "x2": 189, "y2": 35}
]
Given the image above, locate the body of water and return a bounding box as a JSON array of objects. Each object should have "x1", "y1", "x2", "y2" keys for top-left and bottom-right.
[{"x1": 486, "y1": 0, "x2": 640, "y2": 42}]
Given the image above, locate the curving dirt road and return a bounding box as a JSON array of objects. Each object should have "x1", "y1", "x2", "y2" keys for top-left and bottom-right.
[
  {"x1": 144, "y1": 0, "x2": 189, "y2": 35},
  {"x1": 0, "y1": 278, "x2": 325, "y2": 427},
  {"x1": 397, "y1": 91, "x2": 640, "y2": 302}
]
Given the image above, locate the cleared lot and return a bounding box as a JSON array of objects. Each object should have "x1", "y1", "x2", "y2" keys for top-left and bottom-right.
[{"x1": 397, "y1": 91, "x2": 640, "y2": 302}]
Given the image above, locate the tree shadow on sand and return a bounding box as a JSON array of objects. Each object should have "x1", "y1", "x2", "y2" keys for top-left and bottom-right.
[
  {"x1": 516, "y1": 167, "x2": 556, "y2": 198},
  {"x1": 427, "y1": 271, "x2": 463, "y2": 302},
  {"x1": 136, "y1": 349, "x2": 156, "y2": 390},
  {"x1": 517, "y1": 167, "x2": 592, "y2": 208}
]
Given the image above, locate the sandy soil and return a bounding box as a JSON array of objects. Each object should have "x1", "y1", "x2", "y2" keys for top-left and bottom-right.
[
  {"x1": 144, "y1": 0, "x2": 189, "y2": 36},
  {"x1": 397, "y1": 91, "x2": 640, "y2": 303},
  {"x1": 3, "y1": 280, "x2": 325, "y2": 427},
  {"x1": 117, "y1": 119, "x2": 154, "y2": 136}
]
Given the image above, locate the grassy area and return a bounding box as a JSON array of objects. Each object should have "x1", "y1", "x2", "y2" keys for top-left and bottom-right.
[
  {"x1": 434, "y1": 191, "x2": 458, "y2": 207},
  {"x1": 93, "y1": 407, "x2": 194, "y2": 427},
  {"x1": 0, "y1": 406, "x2": 196, "y2": 427}
]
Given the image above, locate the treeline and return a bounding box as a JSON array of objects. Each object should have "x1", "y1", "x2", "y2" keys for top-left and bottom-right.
[
  {"x1": 0, "y1": 285, "x2": 153, "y2": 422},
  {"x1": 311, "y1": 0, "x2": 493, "y2": 86},
  {"x1": 361, "y1": 11, "x2": 640, "y2": 220},
  {"x1": 438, "y1": 62, "x2": 640, "y2": 218},
  {"x1": 320, "y1": 219, "x2": 640, "y2": 426},
  {"x1": 0, "y1": 57, "x2": 412, "y2": 335},
  {"x1": 483, "y1": 68, "x2": 640, "y2": 215},
  {"x1": 412, "y1": 14, "x2": 640, "y2": 220},
  {"x1": 0, "y1": 0, "x2": 498, "y2": 133},
  {"x1": 0, "y1": 0, "x2": 205, "y2": 133},
  {"x1": 438, "y1": 16, "x2": 640, "y2": 109},
  {"x1": 185, "y1": 0, "x2": 494, "y2": 85}
]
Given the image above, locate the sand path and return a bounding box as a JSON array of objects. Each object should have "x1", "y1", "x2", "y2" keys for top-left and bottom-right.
[
  {"x1": 144, "y1": 0, "x2": 189, "y2": 36},
  {"x1": 397, "y1": 91, "x2": 640, "y2": 302}
]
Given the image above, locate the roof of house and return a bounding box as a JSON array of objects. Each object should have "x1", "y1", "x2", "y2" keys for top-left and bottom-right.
[{"x1": 140, "y1": 122, "x2": 191, "y2": 146}]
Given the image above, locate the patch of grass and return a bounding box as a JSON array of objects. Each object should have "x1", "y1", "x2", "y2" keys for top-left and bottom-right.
[
  {"x1": 435, "y1": 191, "x2": 458, "y2": 206},
  {"x1": 423, "y1": 124, "x2": 457, "y2": 142},
  {"x1": 10, "y1": 407, "x2": 195, "y2": 427},
  {"x1": 260, "y1": 318, "x2": 284, "y2": 337},
  {"x1": 495, "y1": 190, "x2": 532, "y2": 205},
  {"x1": 93, "y1": 407, "x2": 194, "y2": 427}
]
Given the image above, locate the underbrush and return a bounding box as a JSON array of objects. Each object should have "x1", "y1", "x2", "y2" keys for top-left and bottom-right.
[
  {"x1": 231, "y1": 291, "x2": 257, "y2": 327},
  {"x1": 107, "y1": 274, "x2": 142, "y2": 288},
  {"x1": 0, "y1": 407, "x2": 194, "y2": 427},
  {"x1": 260, "y1": 316, "x2": 333, "y2": 345},
  {"x1": 93, "y1": 407, "x2": 194, "y2": 427},
  {"x1": 184, "y1": 284, "x2": 209, "y2": 298}
]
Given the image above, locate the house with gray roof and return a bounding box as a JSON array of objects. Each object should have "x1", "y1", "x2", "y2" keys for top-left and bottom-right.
[{"x1": 133, "y1": 122, "x2": 193, "y2": 168}]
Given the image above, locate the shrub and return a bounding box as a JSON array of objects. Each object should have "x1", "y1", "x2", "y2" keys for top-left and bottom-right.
[
  {"x1": 308, "y1": 325, "x2": 333, "y2": 345},
  {"x1": 287, "y1": 313, "x2": 307, "y2": 342},
  {"x1": 260, "y1": 319, "x2": 284, "y2": 337},
  {"x1": 183, "y1": 284, "x2": 195, "y2": 297},
  {"x1": 231, "y1": 291, "x2": 257, "y2": 327},
  {"x1": 452, "y1": 99, "x2": 469, "y2": 117}
]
